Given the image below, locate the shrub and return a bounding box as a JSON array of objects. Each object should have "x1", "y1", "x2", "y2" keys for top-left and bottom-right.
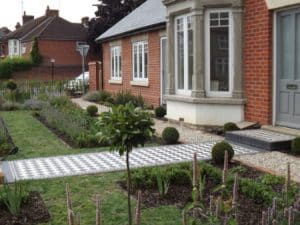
[
  {"x1": 30, "y1": 37, "x2": 42, "y2": 65},
  {"x1": 0, "y1": 57, "x2": 33, "y2": 79},
  {"x1": 0, "y1": 143, "x2": 12, "y2": 156},
  {"x1": 291, "y1": 137, "x2": 300, "y2": 155},
  {"x1": 223, "y1": 122, "x2": 239, "y2": 133},
  {"x1": 162, "y1": 127, "x2": 180, "y2": 144},
  {"x1": 155, "y1": 106, "x2": 166, "y2": 118},
  {"x1": 87, "y1": 105, "x2": 98, "y2": 117},
  {"x1": 211, "y1": 141, "x2": 234, "y2": 164},
  {"x1": 6, "y1": 79, "x2": 17, "y2": 91},
  {"x1": 84, "y1": 91, "x2": 102, "y2": 102},
  {"x1": 0, "y1": 101, "x2": 24, "y2": 111},
  {"x1": 23, "y1": 99, "x2": 45, "y2": 110},
  {"x1": 0, "y1": 182, "x2": 29, "y2": 215},
  {"x1": 84, "y1": 91, "x2": 112, "y2": 103},
  {"x1": 113, "y1": 91, "x2": 145, "y2": 108}
]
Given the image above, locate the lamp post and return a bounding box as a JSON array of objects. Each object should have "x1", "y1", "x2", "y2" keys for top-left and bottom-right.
[
  {"x1": 76, "y1": 43, "x2": 90, "y2": 94},
  {"x1": 50, "y1": 58, "x2": 55, "y2": 84}
]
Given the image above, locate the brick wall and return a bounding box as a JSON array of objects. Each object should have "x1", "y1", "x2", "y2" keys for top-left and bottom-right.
[
  {"x1": 38, "y1": 40, "x2": 82, "y2": 66},
  {"x1": 244, "y1": 0, "x2": 273, "y2": 125},
  {"x1": 89, "y1": 61, "x2": 102, "y2": 91},
  {"x1": 101, "y1": 30, "x2": 163, "y2": 107},
  {"x1": 12, "y1": 65, "x2": 81, "y2": 81}
]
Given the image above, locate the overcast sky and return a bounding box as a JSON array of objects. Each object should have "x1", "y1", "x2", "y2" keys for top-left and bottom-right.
[{"x1": 0, "y1": 0, "x2": 99, "y2": 30}]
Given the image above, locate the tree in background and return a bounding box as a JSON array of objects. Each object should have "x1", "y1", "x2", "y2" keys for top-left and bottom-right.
[
  {"x1": 88, "y1": 0, "x2": 146, "y2": 55},
  {"x1": 30, "y1": 37, "x2": 42, "y2": 65}
]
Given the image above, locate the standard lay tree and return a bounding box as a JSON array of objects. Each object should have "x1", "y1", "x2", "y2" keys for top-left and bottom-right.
[{"x1": 97, "y1": 103, "x2": 154, "y2": 225}]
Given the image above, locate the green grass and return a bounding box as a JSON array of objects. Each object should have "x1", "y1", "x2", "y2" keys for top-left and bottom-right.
[
  {"x1": 0, "y1": 111, "x2": 109, "y2": 160},
  {"x1": 29, "y1": 173, "x2": 181, "y2": 225},
  {"x1": 0, "y1": 110, "x2": 181, "y2": 224}
]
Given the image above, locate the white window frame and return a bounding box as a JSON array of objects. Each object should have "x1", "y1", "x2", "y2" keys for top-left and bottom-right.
[
  {"x1": 174, "y1": 14, "x2": 193, "y2": 96},
  {"x1": 160, "y1": 36, "x2": 167, "y2": 105},
  {"x1": 110, "y1": 46, "x2": 122, "y2": 80},
  {"x1": 132, "y1": 41, "x2": 148, "y2": 81},
  {"x1": 205, "y1": 9, "x2": 234, "y2": 98},
  {"x1": 8, "y1": 39, "x2": 20, "y2": 57}
]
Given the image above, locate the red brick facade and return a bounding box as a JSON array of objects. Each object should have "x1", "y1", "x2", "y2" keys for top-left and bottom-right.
[
  {"x1": 12, "y1": 66, "x2": 81, "y2": 81},
  {"x1": 89, "y1": 1, "x2": 277, "y2": 124},
  {"x1": 38, "y1": 40, "x2": 83, "y2": 66},
  {"x1": 89, "y1": 61, "x2": 102, "y2": 91},
  {"x1": 100, "y1": 30, "x2": 164, "y2": 107},
  {"x1": 244, "y1": 0, "x2": 273, "y2": 125}
]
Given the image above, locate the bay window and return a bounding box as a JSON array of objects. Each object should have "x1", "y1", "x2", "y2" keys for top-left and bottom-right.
[
  {"x1": 111, "y1": 46, "x2": 122, "y2": 80},
  {"x1": 205, "y1": 10, "x2": 233, "y2": 97},
  {"x1": 175, "y1": 14, "x2": 193, "y2": 95},
  {"x1": 132, "y1": 41, "x2": 148, "y2": 80}
]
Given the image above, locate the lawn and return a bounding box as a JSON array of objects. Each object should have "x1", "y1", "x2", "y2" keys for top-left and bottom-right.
[
  {"x1": 0, "y1": 110, "x2": 181, "y2": 225},
  {"x1": 30, "y1": 173, "x2": 181, "y2": 225},
  {"x1": 0, "y1": 110, "x2": 109, "y2": 160}
]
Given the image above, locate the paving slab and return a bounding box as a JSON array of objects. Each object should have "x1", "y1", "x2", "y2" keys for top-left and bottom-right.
[
  {"x1": 0, "y1": 141, "x2": 261, "y2": 183},
  {"x1": 226, "y1": 129, "x2": 295, "y2": 151}
]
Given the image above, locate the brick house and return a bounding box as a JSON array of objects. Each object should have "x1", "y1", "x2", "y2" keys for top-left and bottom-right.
[
  {"x1": 91, "y1": 0, "x2": 300, "y2": 129},
  {"x1": 2, "y1": 7, "x2": 91, "y2": 81},
  {"x1": 0, "y1": 27, "x2": 10, "y2": 57},
  {"x1": 94, "y1": 0, "x2": 167, "y2": 107}
]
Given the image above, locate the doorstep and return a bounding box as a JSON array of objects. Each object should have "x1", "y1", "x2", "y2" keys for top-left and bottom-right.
[
  {"x1": 262, "y1": 125, "x2": 300, "y2": 137},
  {"x1": 225, "y1": 129, "x2": 295, "y2": 151}
]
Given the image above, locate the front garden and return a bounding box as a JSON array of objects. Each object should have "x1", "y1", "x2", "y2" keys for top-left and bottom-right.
[{"x1": 0, "y1": 83, "x2": 300, "y2": 225}]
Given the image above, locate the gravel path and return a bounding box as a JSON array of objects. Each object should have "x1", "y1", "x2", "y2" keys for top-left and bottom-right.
[
  {"x1": 153, "y1": 119, "x2": 222, "y2": 143},
  {"x1": 235, "y1": 152, "x2": 300, "y2": 183},
  {"x1": 71, "y1": 97, "x2": 221, "y2": 143},
  {"x1": 71, "y1": 97, "x2": 300, "y2": 183}
]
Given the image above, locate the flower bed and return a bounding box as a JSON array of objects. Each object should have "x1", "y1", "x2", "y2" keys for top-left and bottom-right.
[
  {"x1": 120, "y1": 161, "x2": 300, "y2": 225},
  {"x1": 35, "y1": 96, "x2": 101, "y2": 148}
]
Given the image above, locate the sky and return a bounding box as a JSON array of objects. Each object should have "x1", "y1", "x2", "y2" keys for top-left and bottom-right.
[{"x1": 0, "y1": 0, "x2": 99, "y2": 30}]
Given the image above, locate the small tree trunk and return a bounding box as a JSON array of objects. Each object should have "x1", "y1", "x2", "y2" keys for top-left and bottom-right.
[
  {"x1": 134, "y1": 190, "x2": 142, "y2": 225},
  {"x1": 96, "y1": 194, "x2": 101, "y2": 225},
  {"x1": 126, "y1": 149, "x2": 133, "y2": 225}
]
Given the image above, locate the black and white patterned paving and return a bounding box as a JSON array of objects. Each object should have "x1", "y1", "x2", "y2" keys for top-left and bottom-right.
[{"x1": 0, "y1": 141, "x2": 261, "y2": 183}]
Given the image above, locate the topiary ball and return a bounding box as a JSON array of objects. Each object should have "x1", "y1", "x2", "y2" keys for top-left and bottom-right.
[
  {"x1": 291, "y1": 137, "x2": 300, "y2": 155},
  {"x1": 211, "y1": 141, "x2": 234, "y2": 164},
  {"x1": 223, "y1": 122, "x2": 240, "y2": 133},
  {"x1": 155, "y1": 106, "x2": 166, "y2": 118},
  {"x1": 162, "y1": 127, "x2": 179, "y2": 144},
  {"x1": 6, "y1": 80, "x2": 17, "y2": 91},
  {"x1": 87, "y1": 105, "x2": 98, "y2": 117}
]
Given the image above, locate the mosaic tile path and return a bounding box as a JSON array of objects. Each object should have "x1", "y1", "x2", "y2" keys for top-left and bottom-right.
[{"x1": 0, "y1": 141, "x2": 262, "y2": 183}]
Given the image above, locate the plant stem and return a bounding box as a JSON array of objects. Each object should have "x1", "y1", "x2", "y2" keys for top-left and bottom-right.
[{"x1": 126, "y1": 149, "x2": 132, "y2": 225}]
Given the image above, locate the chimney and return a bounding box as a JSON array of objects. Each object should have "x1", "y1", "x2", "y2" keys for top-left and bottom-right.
[
  {"x1": 15, "y1": 22, "x2": 21, "y2": 30},
  {"x1": 81, "y1": 17, "x2": 89, "y2": 28},
  {"x1": 45, "y1": 6, "x2": 59, "y2": 17},
  {"x1": 23, "y1": 11, "x2": 34, "y2": 25}
]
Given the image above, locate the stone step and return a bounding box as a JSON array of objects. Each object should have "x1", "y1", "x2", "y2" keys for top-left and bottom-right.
[
  {"x1": 225, "y1": 129, "x2": 295, "y2": 151},
  {"x1": 262, "y1": 125, "x2": 300, "y2": 137}
]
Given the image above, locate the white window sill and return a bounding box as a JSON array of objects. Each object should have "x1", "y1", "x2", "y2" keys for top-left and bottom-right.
[
  {"x1": 130, "y1": 80, "x2": 149, "y2": 87},
  {"x1": 108, "y1": 79, "x2": 122, "y2": 85}
]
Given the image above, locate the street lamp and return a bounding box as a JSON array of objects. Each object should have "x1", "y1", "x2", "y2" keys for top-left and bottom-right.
[
  {"x1": 50, "y1": 58, "x2": 55, "y2": 84},
  {"x1": 76, "y1": 43, "x2": 90, "y2": 94}
]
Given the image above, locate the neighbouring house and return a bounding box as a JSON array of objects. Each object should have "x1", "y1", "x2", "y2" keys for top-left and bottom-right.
[
  {"x1": 2, "y1": 7, "x2": 93, "y2": 81},
  {"x1": 94, "y1": 0, "x2": 167, "y2": 107},
  {"x1": 90, "y1": 0, "x2": 300, "y2": 129},
  {"x1": 0, "y1": 27, "x2": 10, "y2": 57}
]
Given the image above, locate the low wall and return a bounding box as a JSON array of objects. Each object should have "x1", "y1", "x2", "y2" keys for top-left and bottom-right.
[{"x1": 11, "y1": 65, "x2": 82, "y2": 81}]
